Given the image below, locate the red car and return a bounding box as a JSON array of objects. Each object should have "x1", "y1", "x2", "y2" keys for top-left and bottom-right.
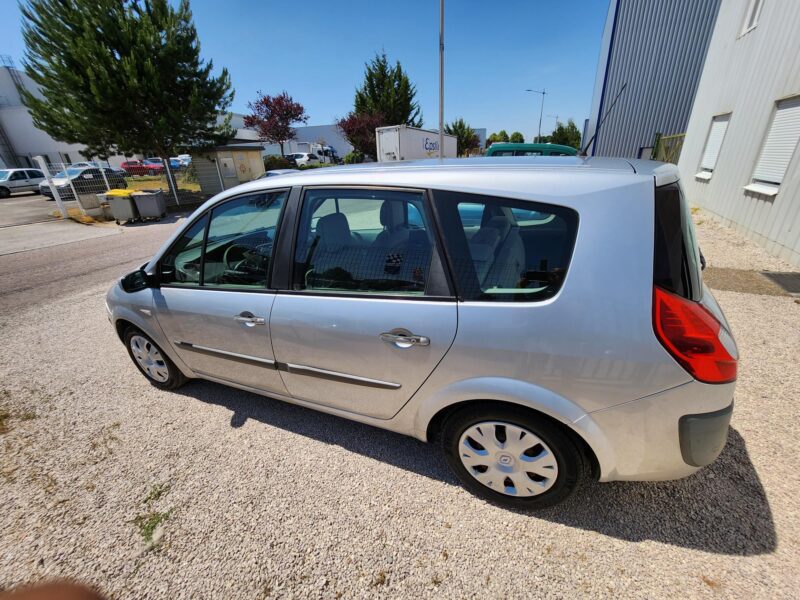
[{"x1": 121, "y1": 160, "x2": 164, "y2": 176}]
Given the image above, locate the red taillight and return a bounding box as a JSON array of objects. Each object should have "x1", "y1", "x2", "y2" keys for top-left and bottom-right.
[{"x1": 653, "y1": 286, "x2": 737, "y2": 384}]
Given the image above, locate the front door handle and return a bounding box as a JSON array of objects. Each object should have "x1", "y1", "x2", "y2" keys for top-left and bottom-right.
[
  {"x1": 379, "y1": 330, "x2": 430, "y2": 348},
  {"x1": 234, "y1": 311, "x2": 266, "y2": 326}
]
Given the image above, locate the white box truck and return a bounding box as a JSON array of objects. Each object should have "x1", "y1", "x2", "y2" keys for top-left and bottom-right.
[{"x1": 376, "y1": 125, "x2": 458, "y2": 161}]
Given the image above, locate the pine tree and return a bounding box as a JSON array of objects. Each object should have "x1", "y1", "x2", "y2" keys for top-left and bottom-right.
[
  {"x1": 20, "y1": 0, "x2": 234, "y2": 163},
  {"x1": 354, "y1": 53, "x2": 422, "y2": 127}
]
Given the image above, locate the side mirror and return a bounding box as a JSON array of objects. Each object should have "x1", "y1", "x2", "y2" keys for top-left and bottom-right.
[{"x1": 121, "y1": 269, "x2": 158, "y2": 292}]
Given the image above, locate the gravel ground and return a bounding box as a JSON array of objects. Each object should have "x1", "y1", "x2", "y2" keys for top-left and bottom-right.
[
  {"x1": 693, "y1": 208, "x2": 800, "y2": 273},
  {"x1": 1, "y1": 220, "x2": 799, "y2": 598}
]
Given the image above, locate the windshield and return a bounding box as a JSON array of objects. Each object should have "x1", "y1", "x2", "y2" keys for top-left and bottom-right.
[
  {"x1": 53, "y1": 167, "x2": 84, "y2": 178},
  {"x1": 0, "y1": 170, "x2": 10, "y2": 181}
]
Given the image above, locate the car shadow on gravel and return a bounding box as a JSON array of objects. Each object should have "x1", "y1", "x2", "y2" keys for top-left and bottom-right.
[{"x1": 179, "y1": 381, "x2": 775, "y2": 556}]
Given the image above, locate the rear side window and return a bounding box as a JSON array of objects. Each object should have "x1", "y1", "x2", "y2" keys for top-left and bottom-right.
[
  {"x1": 653, "y1": 182, "x2": 702, "y2": 301},
  {"x1": 434, "y1": 190, "x2": 578, "y2": 302}
]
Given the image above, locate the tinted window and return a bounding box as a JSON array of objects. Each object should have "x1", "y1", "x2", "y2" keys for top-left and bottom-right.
[
  {"x1": 10, "y1": 171, "x2": 26, "y2": 181},
  {"x1": 653, "y1": 182, "x2": 702, "y2": 301},
  {"x1": 160, "y1": 214, "x2": 209, "y2": 286},
  {"x1": 308, "y1": 154, "x2": 318, "y2": 159},
  {"x1": 516, "y1": 150, "x2": 543, "y2": 156},
  {"x1": 203, "y1": 191, "x2": 286, "y2": 288},
  {"x1": 293, "y1": 189, "x2": 434, "y2": 295},
  {"x1": 434, "y1": 190, "x2": 578, "y2": 302},
  {"x1": 26, "y1": 170, "x2": 44, "y2": 179},
  {"x1": 491, "y1": 150, "x2": 515, "y2": 157}
]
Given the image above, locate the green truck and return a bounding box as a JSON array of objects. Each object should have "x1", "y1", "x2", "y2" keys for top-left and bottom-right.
[{"x1": 485, "y1": 142, "x2": 577, "y2": 157}]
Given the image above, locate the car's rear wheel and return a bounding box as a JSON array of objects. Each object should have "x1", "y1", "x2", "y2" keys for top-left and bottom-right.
[
  {"x1": 441, "y1": 405, "x2": 583, "y2": 510},
  {"x1": 124, "y1": 328, "x2": 186, "y2": 390}
]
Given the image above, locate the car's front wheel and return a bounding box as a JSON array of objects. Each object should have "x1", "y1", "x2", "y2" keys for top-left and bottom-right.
[
  {"x1": 441, "y1": 405, "x2": 584, "y2": 510},
  {"x1": 124, "y1": 327, "x2": 186, "y2": 390},
  {"x1": 0, "y1": 187, "x2": 9, "y2": 198}
]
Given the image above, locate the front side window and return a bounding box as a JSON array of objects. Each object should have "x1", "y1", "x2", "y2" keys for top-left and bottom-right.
[
  {"x1": 293, "y1": 188, "x2": 434, "y2": 295},
  {"x1": 203, "y1": 191, "x2": 286, "y2": 288},
  {"x1": 160, "y1": 214, "x2": 209, "y2": 286},
  {"x1": 160, "y1": 191, "x2": 286, "y2": 288},
  {"x1": 10, "y1": 171, "x2": 26, "y2": 181},
  {"x1": 434, "y1": 191, "x2": 578, "y2": 302}
]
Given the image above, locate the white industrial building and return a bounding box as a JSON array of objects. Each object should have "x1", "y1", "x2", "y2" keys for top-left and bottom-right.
[{"x1": 678, "y1": 0, "x2": 800, "y2": 266}]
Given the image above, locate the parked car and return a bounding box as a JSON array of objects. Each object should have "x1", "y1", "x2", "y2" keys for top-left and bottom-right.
[
  {"x1": 285, "y1": 152, "x2": 320, "y2": 167},
  {"x1": 257, "y1": 169, "x2": 300, "y2": 179},
  {"x1": 106, "y1": 156, "x2": 737, "y2": 510},
  {"x1": 121, "y1": 160, "x2": 164, "y2": 176},
  {"x1": 0, "y1": 168, "x2": 45, "y2": 197},
  {"x1": 147, "y1": 157, "x2": 181, "y2": 170},
  {"x1": 486, "y1": 143, "x2": 578, "y2": 157},
  {"x1": 40, "y1": 166, "x2": 126, "y2": 200}
]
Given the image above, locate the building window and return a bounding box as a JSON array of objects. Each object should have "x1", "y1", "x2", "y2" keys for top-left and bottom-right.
[
  {"x1": 745, "y1": 96, "x2": 800, "y2": 196},
  {"x1": 740, "y1": 0, "x2": 764, "y2": 36},
  {"x1": 695, "y1": 114, "x2": 731, "y2": 181}
]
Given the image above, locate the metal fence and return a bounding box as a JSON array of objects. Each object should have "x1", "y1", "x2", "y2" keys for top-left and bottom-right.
[
  {"x1": 33, "y1": 156, "x2": 207, "y2": 220},
  {"x1": 652, "y1": 133, "x2": 686, "y2": 164}
]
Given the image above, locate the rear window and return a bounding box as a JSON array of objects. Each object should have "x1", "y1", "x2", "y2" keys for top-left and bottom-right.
[
  {"x1": 433, "y1": 190, "x2": 578, "y2": 302},
  {"x1": 653, "y1": 182, "x2": 702, "y2": 301}
]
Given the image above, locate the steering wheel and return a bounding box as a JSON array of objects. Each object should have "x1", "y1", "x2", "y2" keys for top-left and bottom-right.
[{"x1": 223, "y1": 244, "x2": 254, "y2": 271}]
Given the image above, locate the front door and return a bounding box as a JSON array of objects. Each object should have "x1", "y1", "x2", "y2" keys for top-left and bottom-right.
[
  {"x1": 269, "y1": 187, "x2": 457, "y2": 419},
  {"x1": 153, "y1": 190, "x2": 289, "y2": 395}
]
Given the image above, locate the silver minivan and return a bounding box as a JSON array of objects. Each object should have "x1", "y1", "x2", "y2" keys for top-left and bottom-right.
[{"x1": 106, "y1": 157, "x2": 737, "y2": 510}]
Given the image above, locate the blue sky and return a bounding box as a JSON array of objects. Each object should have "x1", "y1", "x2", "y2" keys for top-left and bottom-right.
[{"x1": 1, "y1": 0, "x2": 610, "y2": 140}]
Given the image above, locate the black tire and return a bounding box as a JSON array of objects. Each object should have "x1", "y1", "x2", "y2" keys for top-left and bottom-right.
[
  {"x1": 123, "y1": 327, "x2": 187, "y2": 390},
  {"x1": 0, "y1": 187, "x2": 10, "y2": 199},
  {"x1": 441, "y1": 404, "x2": 584, "y2": 510}
]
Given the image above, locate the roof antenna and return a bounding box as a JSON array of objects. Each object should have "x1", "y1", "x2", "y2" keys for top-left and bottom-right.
[{"x1": 579, "y1": 82, "x2": 627, "y2": 157}]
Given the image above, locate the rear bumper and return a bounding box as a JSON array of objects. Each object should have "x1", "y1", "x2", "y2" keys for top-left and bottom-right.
[{"x1": 583, "y1": 379, "x2": 735, "y2": 481}]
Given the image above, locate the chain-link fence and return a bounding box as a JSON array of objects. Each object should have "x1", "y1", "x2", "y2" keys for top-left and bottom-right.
[{"x1": 34, "y1": 156, "x2": 207, "y2": 221}]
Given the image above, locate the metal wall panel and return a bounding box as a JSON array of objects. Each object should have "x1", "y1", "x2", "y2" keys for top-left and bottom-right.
[
  {"x1": 589, "y1": 0, "x2": 721, "y2": 158},
  {"x1": 678, "y1": 0, "x2": 800, "y2": 266}
]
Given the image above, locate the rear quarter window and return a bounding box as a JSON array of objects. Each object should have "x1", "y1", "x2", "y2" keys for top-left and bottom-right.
[
  {"x1": 433, "y1": 190, "x2": 578, "y2": 302},
  {"x1": 653, "y1": 182, "x2": 702, "y2": 301}
]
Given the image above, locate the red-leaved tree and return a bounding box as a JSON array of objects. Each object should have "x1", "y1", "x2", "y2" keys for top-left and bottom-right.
[
  {"x1": 244, "y1": 91, "x2": 308, "y2": 155},
  {"x1": 336, "y1": 111, "x2": 385, "y2": 159}
]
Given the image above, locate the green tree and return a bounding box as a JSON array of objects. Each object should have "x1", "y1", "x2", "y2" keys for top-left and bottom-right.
[
  {"x1": 444, "y1": 118, "x2": 480, "y2": 157},
  {"x1": 549, "y1": 119, "x2": 582, "y2": 149},
  {"x1": 21, "y1": 0, "x2": 233, "y2": 167},
  {"x1": 354, "y1": 53, "x2": 422, "y2": 127},
  {"x1": 509, "y1": 131, "x2": 524, "y2": 143},
  {"x1": 486, "y1": 130, "x2": 510, "y2": 146}
]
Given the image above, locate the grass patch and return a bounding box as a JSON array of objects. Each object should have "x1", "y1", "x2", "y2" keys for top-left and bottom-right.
[
  {"x1": 124, "y1": 174, "x2": 200, "y2": 193},
  {"x1": 134, "y1": 510, "x2": 172, "y2": 544},
  {"x1": 144, "y1": 483, "x2": 170, "y2": 505}
]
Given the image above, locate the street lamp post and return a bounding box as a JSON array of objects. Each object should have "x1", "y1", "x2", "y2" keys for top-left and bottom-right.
[
  {"x1": 525, "y1": 88, "x2": 547, "y2": 142},
  {"x1": 438, "y1": 0, "x2": 444, "y2": 160}
]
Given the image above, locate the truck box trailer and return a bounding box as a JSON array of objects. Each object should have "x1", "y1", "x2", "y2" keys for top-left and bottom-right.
[{"x1": 376, "y1": 125, "x2": 457, "y2": 161}]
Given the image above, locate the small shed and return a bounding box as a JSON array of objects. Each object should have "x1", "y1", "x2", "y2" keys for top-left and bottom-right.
[{"x1": 191, "y1": 144, "x2": 265, "y2": 196}]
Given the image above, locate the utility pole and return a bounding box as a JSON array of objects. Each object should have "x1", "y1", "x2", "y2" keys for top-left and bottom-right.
[
  {"x1": 438, "y1": 0, "x2": 444, "y2": 160},
  {"x1": 525, "y1": 88, "x2": 547, "y2": 142},
  {"x1": 547, "y1": 113, "x2": 560, "y2": 127}
]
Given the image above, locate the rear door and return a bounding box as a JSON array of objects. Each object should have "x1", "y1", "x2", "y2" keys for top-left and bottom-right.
[
  {"x1": 269, "y1": 186, "x2": 457, "y2": 419},
  {"x1": 153, "y1": 190, "x2": 289, "y2": 394}
]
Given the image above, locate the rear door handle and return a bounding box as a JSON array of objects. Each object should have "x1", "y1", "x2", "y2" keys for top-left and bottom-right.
[
  {"x1": 234, "y1": 311, "x2": 266, "y2": 326},
  {"x1": 380, "y1": 330, "x2": 430, "y2": 347}
]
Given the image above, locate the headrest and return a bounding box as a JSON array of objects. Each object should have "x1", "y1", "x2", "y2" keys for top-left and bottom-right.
[
  {"x1": 317, "y1": 212, "x2": 351, "y2": 251},
  {"x1": 484, "y1": 215, "x2": 512, "y2": 239},
  {"x1": 380, "y1": 200, "x2": 406, "y2": 229}
]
